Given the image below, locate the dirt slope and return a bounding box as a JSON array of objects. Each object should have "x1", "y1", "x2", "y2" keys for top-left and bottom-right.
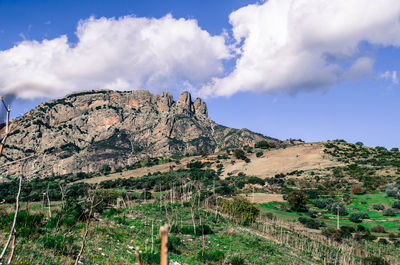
[{"x1": 219, "y1": 142, "x2": 340, "y2": 179}]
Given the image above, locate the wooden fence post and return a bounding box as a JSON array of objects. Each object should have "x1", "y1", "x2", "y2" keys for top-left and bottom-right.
[{"x1": 160, "y1": 224, "x2": 168, "y2": 265}]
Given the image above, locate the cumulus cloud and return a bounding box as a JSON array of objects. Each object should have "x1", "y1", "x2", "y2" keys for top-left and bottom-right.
[
  {"x1": 0, "y1": 14, "x2": 230, "y2": 99},
  {"x1": 380, "y1": 70, "x2": 399, "y2": 84},
  {"x1": 200, "y1": 0, "x2": 400, "y2": 97}
]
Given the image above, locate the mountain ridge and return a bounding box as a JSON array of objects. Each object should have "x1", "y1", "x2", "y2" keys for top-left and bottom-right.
[{"x1": 0, "y1": 89, "x2": 281, "y2": 179}]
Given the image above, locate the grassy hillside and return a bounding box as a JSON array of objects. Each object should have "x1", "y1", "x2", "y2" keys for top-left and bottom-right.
[{"x1": 0, "y1": 140, "x2": 400, "y2": 264}]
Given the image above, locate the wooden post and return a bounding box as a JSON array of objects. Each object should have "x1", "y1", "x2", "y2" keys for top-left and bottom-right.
[{"x1": 160, "y1": 224, "x2": 168, "y2": 265}]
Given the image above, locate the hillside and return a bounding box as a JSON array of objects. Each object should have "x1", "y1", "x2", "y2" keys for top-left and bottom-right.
[
  {"x1": 1, "y1": 140, "x2": 400, "y2": 264},
  {"x1": 0, "y1": 90, "x2": 280, "y2": 179}
]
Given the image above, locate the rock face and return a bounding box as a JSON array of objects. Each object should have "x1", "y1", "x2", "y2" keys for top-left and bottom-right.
[{"x1": 0, "y1": 90, "x2": 281, "y2": 179}]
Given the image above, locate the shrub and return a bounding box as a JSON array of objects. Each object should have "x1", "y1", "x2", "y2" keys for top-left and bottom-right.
[
  {"x1": 362, "y1": 256, "x2": 389, "y2": 265},
  {"x1": 220, "y1": 196, "x2": 260, "y2": 225},
  {"x1": 351, "y1": 185, "x2": 365, "y2": 195},
  {"x1": 140, "y1": 252, "x2": 160, "y2": 264},
  {"x1": 322, "y1": 228, "x2": 341, "y2": 241},
  {"x1": 234, "y1": 149, "x2": 247, "y2": 160},
  {"x1": 298, "y1": 217, "x2": 326, "y2": 229},
  {"x1": 355, "y1": 142, "x2": 364, "y2": 146},
  {"x1": 288, "y1": 190, "x2": 309, "y2": 212},
  {"x1": 100, "y1": 164, "x2": 111, "y2": 175},
  {"x1": 313, "y1": 199, "x2": 326, "y2": 209},
  {"x1": 371, "y1": 225, "x2": 386, "y2": 233},
  {"x1": 170, "y1": 224, "x2": 213, "y2": 236},
  {"x1": 343, "y1": 193, "x2": 352, "y2": 202},
  {"x1": 341, "y1": 225, "x2": 355, "y2": 236},
  {"x1": 391, "y1": 147, "x2": 399, "y2": 152},
  {"x1": 349, "y1": 212, "x2": 369, "y2": 223},
  {"x1": 229, "y1": 256, "x2": 246, "y2": 265},
  {"x1": 247, "y1": 176, "x2": 265, "y2": 186},
  {"x1": 372, "y1": 204, "x2": 385, "y2": 211},
  {"x1": 392, "y1": 200, "x2": 400, "y2": 209},
  {"x1": 255, "y1": 140, "x2": 275, "y2": 149},
  {"x1": 329, "y1": 203, "x2": 348, "y2": 216},
  {"x1": 383, "y1": 208, "x2": 396, "y2": 216},
  {"x1": 198, "y1": 250, "x2": 225, "y2": 263},
  {"x1": 256, "y1": 151, "x2": 263, "y2": 157}
]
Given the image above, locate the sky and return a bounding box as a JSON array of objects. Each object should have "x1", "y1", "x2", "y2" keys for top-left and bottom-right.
[{"x1": 0, "y1": 0, "x2": 399, "y2": 148}]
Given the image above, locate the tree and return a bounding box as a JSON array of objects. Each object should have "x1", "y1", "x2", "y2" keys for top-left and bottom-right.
[
  {"x1": 355, "y1": 142, "x2": 364, "y2": 147},
  {"x1": 391, "y1": 147, "x2": 399, "y2": 152},
  {"x1": 349, "y1": 212, "x2": 369, "y2": 223},
  {"x1": 234, "y1": 149, "x2": 246, "y2": 160},
  {"x1": 255, "y1": 141, "x2": 275, "y2": 149},
  {"x1": 287, "y1": 190, "x2": 309, "y2": 212}
]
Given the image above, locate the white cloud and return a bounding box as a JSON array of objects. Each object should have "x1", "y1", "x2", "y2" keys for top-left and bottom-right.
[
  {"x1": 380, "y1": 70, "x2": 399, "y2": 84},
  {"x1": 0, "y1": 14, "x2": 230, "y2": 99},
  {"x1": 200, "y1": 0, "x2": 400, "y2": 97}
]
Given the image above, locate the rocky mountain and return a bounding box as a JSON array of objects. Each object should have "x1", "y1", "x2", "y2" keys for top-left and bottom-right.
[{"x1": 0, "y1": 90, "x2": 281, "y2": 179}]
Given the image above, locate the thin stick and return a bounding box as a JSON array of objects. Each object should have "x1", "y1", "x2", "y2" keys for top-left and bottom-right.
[
  {"x1": 47, "y1": 185, "x2": 52, "y2": 218},
  {"x1": 6, "y1": 234, "x2": 15, "y2": 265},
  {"x1": 151, "y1": 220, "x2": 154, "y2": 253},
  {"x1": 0, "y1": 163, "x2": 24, "y2": 261},
  {"x1": 74, "y1": 192, "x2": 95, "y2": 265},
  {"x1": 135, "y1": 247, "x2": 142, "y2": 265},
  {"x1": 160, "y1": 225, "x2": 168, "y2": 265}
]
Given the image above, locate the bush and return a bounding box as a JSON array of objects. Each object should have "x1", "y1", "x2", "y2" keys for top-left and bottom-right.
[
  {"x1": 288, "y1": 190, "x2": 309, "y2": 212},
  {"x1": 371, "y1": 225, "x2": 386, "y2": 233},
  {"x1": 247, "y1": 176, "x2": 265, "y2": 186},
  {"x1": 349, "y1": 212, "x2": 369, "y2": 223},
  {"x1": 329, "y1": 203, "x2": 348, "y2": 216},
  {"x1": 229, "y1": 256, "x2": 246, "y2": 265},
  {"x1": 383, "y1": 208, "x2": 396, "y2": 216},
  {"x1": 322, "y1": 228, "x2": 341, "y2": 241},
  {"x1": 234, "y1": 149, "x2": 247, "y2": 160},
  {"x1": 255, "y1": 140, "x2": 275, "y2": 149},
  {"x1": 170, "y1": 224, "x2": 213, "y2": 236},
  {"x1": 198, "y1": 250, "x2": 225, "y2": 263},
  {"x1": 220, "y1": 196, "x2": 260, "y2": 225},
  {"x1": 256, "y1": 151, "x2": 263, "y2": 157},
  {"x1": 372, "y1": 204, "x2": 385, "y2": 211},
  {"x1": 340, "y1": 226, "x2": 355, "y2": 238},
  {"x1": 362, "y1": 256, "x2": 389, "y2": 265},
  {"x1": 298, "y1": 217, "x2": 326, "y2": 229},
  {"x1": 392, "y1": 200, "x2": 400, "y2": 209},
  {"x1": 140, "y1": 252, "x2": 160, "y2": 264},
  {"x1": 313, "y1": 199, "x2": 326, "y2": 209},
  {"x1": 351, "y1": 185, "x2": 365, "y2": 195}
]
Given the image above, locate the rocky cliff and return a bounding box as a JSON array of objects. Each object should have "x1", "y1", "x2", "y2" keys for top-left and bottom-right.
[{"x1": 0, "y1": 90, "x2": 280, "y2": 179}]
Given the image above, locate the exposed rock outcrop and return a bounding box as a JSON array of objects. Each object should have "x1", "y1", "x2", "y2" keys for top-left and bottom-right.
[{"x1": 0, "y1": 90, "x2": 281, "y2": 179}]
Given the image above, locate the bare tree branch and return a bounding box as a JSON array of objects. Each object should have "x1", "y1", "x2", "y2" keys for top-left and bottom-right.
[{"x1": 0, "y1": 161, "x2": 25, "y2": 261}]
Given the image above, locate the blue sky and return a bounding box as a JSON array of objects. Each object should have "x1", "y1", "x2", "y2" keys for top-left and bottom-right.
[{"x1": 0, "y1": 0, "x2": 399, "y2": 148}]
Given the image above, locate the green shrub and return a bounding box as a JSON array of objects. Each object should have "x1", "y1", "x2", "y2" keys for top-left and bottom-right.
[
  {"x1": 255, "y1": 141, "x2": 275, "y2": 149},
  {"x1": 298, "y1": 217, "x2": 326, "y2": 229},
  {"x1": 329, "y1": 203, "x2": 348, "y2": 216},
  {"x1": 229, "y1": 255, "x2": 246, "y2": 265},
  {"x1": 362, "y1": 256, "x2": 389, "y2": 265},
  {"x1": 383, "y1": 208, "x2": 396, "y2": 216},
  {"x1": 140, "y1": 252, "x2": 160, "y2": 264},
  {"x1": 220, "y1": 196, "x2": 260, "y2": 225},
  {"x1": 234, "y1": 149, "x2": 247, "y2": 160},
  {"x1": 170, "y1": 224, "x2": 213, "y2": 236},
  {"x1": 198, "y1": 250, "x2": 225, "y2": 263},
  {"x1": 349, "y1": 212, "x2": 369, "y2": 223},
  {"x1": 392, "y1": 200, "x2": 400, "y2": 209},
  {"x1": 288, "y1": 190, "x2": 309, "y2": 212},
  {"x1": 256, "y1": 151, "x2": 263, "y2": 157},
  {"x1": 372, "y1": 204, "x2": 385, "y2": 211}
]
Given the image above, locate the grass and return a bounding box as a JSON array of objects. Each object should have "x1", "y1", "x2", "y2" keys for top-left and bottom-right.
[{"x1": 259, "y1": 192, "x2": 400, "y2": 233}]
